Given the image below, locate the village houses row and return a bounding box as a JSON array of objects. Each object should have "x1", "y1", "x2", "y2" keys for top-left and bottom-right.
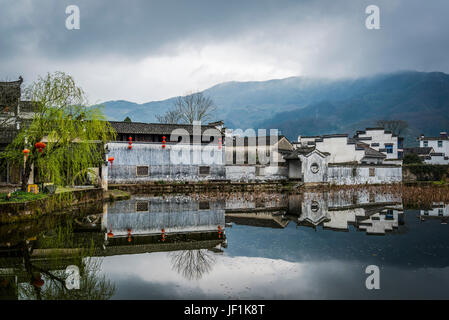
[{"x1": 1, "y1": 78, "x2": 448, "y2": 188}]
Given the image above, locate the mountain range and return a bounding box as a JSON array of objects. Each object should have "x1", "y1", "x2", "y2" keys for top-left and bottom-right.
[{"x1": 99, "y1": 71, "x2": 449, "y2": 146}]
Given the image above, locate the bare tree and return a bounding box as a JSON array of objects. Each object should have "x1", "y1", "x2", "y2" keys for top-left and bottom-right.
[
  {"x1": 376, "y1": 120, "x2": 408, "y2": 136},
  {"x1": 155, "y1": 108, "x2": 181, "y2": 124},
  {"x1": 157, "y1": 92, "x2": 217, "y2": 124},
  {"x1": 168, "y1": 249, "x2": 216, "y2": 281}
]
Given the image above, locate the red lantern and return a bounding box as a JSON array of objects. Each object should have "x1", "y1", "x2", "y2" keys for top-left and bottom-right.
[
  {"x1": 218, "y1": 137, "x2": 222, "y2": 150},
  {"x1": 127, "y1": 228, "x2": 132, "y2": 242},
  {"x1": 23, "y1": 149, "x2": 30, "y2": 159},
  {"x1": 218, "y1": 225, "x2": 222, "y2": 239},
  {"x1": 33, "y1": 274, "x2": 44, "y2": 288},
  {"x1": 161, "y1": 228, "x2": 166, "y2": 242},
  {"x1": 35, "y1": 142, "x2": 46, "y2": 153},
  {"x1": 162, "y1": 136, "x2": 166, "y2": 149},
  {"x1": 108, "y1": 156, "x2": 114, "y2": 168},
  {"x1": 107, "y1": 228, "x2": 114, "y2": 238},
  {"x1": 128, "y1": 137, "x2": 132, "y2": 150}
]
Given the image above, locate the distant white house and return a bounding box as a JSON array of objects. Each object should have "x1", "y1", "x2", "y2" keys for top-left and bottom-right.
[
  {"x1": 417, "y1": 132, "x2": 449, "y2": 164},
  {"x1": 353, "y1": 127, "x2": 404, "y2": 163},
  {"x1": 286, "y1": 132, "x2": 402, "y2": 185}
]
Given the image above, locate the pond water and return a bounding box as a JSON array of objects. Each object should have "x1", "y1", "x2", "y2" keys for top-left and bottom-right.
[{"x1": 1, "y1": 189, "x2": 449, "y2": 300}]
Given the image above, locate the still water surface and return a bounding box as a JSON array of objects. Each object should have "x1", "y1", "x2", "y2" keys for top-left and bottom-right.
[{"x1": 1, "y1": 190, "x2": 449, "y2": 299}]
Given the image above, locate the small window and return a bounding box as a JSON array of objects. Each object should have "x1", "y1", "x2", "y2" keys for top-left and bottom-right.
[
  {"x1": 385, "y1": 145, "x2": 393, "y2": 154},
  {"x1": 255, "y1": 166, "x2": 263, "y2": 176},
  {"x1": 438, "y1": 141, "x2": 443, "y2": 148},
  {"x1": 136, "y1": 201, "x2": 149, "y2": 212},
  {"x1": 423, "y1": 141, "x2": 428, "y2": 147},
  {"x1": 199, "y1": 201, "x2": 210, "y2": 210},
  {"x1": 136, "y1": 166, "x2": 149, "y2": 176},
  {"x1": 199, "y1": 166, "x2": 210, "y2": 175},
  {"x1": 352, "y1": 167, "x2": 357, "y2": 177},
  {"x1": 369, "y1": 167, "x2": 375, "y2": 177},
  {"x1": 310, "y1": 163, "x2": 319, "y2": 174}
]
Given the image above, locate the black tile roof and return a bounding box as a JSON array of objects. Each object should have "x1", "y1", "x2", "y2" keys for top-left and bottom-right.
[
  {"x1": 403, "y1": 147, "x2": 433, "y2": 155},
  {"x1": 109, "y1": 121, "x2": 223, "y2": 136},
  {"x1": 0, "y1": 78, "x2": 22, "y2": 107}
]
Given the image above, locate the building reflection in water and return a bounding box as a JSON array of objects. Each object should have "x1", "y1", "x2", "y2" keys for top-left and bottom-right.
[
  {"x1": 285, "y1": 190, "x2": 404, "y2": 235},
  {"x1": 3, "y1": 190, "x2": 449, "y2": 299},
  {"x1": 225, "y1": 190, "x2": 405, "y2": 236},
  {"x1": 420, "y1": 202, "x2": 449, "y2": 224}
]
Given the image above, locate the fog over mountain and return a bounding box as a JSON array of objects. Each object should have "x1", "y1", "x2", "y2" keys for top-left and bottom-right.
[{"x1": 100, "y1": 71, "x2": 449, "y2": 146}]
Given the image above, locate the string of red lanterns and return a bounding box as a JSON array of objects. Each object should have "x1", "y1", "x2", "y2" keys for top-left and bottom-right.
[
  {"x1": 162, "y1": 136, "x2": 166, "y2": 149},
  {"x1": 128, "y1": 137, "x2": 132, "y2": 150}
]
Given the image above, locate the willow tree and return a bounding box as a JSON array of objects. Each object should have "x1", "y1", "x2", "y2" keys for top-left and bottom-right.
[{"x1": 1, "y1": 72, "x2": 116, "y2": 191}]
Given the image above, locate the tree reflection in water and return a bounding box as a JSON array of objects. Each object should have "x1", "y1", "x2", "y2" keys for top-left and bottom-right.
[
  {"x1": 19, "y1": 253, "x2": 116, "y2": 300},
  {"x1": 0, "y1": 219, "x2": 116, "y2": 300},
  {"x1": 169, "y1": 249, "x2": 216, "y2": 281}
]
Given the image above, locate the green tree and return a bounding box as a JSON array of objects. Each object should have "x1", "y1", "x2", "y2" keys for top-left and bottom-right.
[
  {"x1": 123, "y1": 116, "x2": 131, "y2": 122},
  {"x1": 0, "y1": 72, "x2": 116, "y2": 191},
  {"x1": 403, "y1": 153, "x2": 423, "y2": 164}
]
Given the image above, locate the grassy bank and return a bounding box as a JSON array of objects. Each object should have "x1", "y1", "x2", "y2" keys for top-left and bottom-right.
[{"x1": 0, "y1": 190, "x2": 48, "y2": 204}]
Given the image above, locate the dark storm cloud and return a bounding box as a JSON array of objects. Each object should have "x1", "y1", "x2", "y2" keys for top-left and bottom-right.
[
  {"x1": 1, "y1": 0, "x2": 449, "y2": 102},
  {"x1": 0, "y1": 0, "x2": 308, "y2": 60}
]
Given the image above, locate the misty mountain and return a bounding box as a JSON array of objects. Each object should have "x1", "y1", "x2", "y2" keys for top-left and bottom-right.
[{"x1": 100, "y1": 71, "x2": 449, "y2": 146}]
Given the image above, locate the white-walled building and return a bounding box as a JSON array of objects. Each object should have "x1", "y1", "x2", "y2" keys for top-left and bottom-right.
[
  {"x1": 354, "y1": 127, "x2": 404, "y2": 161},
  {"x1": 287, "y1": 132, "x2": 402, "y2": 185},
  {"x1": 417, "y1": 132, "x2": 449, "y2": 164}
]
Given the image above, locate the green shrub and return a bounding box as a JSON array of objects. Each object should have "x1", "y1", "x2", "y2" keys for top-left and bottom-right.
[{"x1": 403, "y1": 153, "x2": 423, "y2": 164}]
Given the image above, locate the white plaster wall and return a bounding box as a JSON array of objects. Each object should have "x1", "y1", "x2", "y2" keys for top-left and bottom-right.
[
  {"x1": 424, "y1": 154, "x2": 449, "y2": 165},
  {"x1": 315, "y1": 137, "x2": 364, "y2": 163},
  {"x1": 300, "y1": 153, "x2": 329, "y2": 183},
  {"x1": 420, "y1": 140, "x2": 449, "y2": 157},
  {"x1": 106, "y1": 142, "x2": 226, "y2": 183},
  {"x1": 225, "y1": 165, "x2": 288, "y2": 181},
  {"x1": 327, "y1": 166, "x2": 402, "y2": 185},
  {"x1": 358, "y1": 129, "x2": 398, "y2": 159}
]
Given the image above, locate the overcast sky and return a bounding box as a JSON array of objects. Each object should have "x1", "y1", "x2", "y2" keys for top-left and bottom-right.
[{"x1": 1, "y1": 0, "x2": 449, "y2": 104}]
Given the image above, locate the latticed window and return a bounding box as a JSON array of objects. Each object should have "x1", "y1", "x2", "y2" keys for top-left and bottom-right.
[
  {"x1": 369, "y1": 167, "x2": 375, "y2": 177},
  {"x1": 136, "y1": 166, "x2": 149, "y2": 176},
  {"x1": 136, "y1": 201, "x2": 149, "y2": 212},
  {"x1": 199, "y1": 166, "x2": 210, "y2": 175}
]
